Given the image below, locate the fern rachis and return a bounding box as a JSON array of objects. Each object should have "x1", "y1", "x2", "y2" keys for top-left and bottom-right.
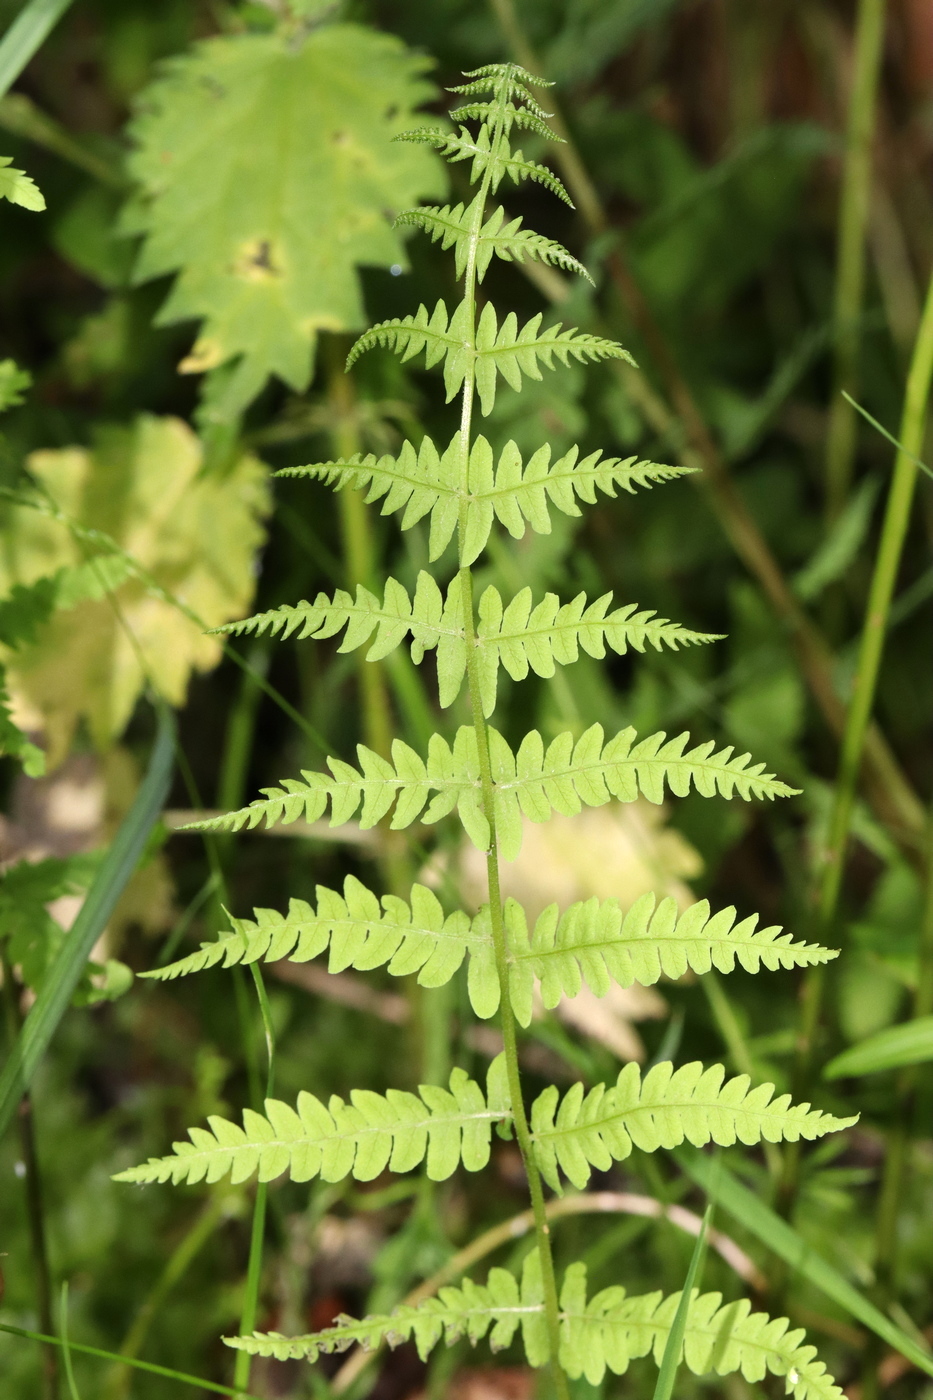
[{"x1": 118, "y1": 61, "x2": 849, "y2": 1397}]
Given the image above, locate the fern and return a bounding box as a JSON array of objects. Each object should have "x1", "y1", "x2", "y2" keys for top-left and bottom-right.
[
  {"x1": 347, "y1": 299, "x2": 633, "y2": 415},
  {"x1": 396, "y1": 196, "x2": 592, "y2": 283},
  {"x1": 120, "y1": 60, "x2": 852, "y2": 1397},
  {"x1": 148, "y1": 880, "x2": 835, "y2": 1037},
  {"x1": 227, "y1": 1252, "x2": 843, "y2": 1400},
  {"x1": 504, "y1": 891, "x2": 838, "y2": 1026},
  {"x1": 0, "y1": 156, "x2": 44, "y2": 211},
  {"x1": 280, "y1": 436, "x2": 689, "y2": 564},
  {"x1": 187, "y1": 721, "x2": 797, "y2": 862},
  {"x1": 114, "y1": 1057, "x2": 511, "y2": 1188},
  {"x1": 214, "y1": 575, "x2": 717, "y2": 714},
  {"x1": 530, "y1": 1060, "x2": 854, "y2": 1192}
]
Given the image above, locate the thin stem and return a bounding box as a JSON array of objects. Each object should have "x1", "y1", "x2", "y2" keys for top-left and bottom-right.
[
  {"x1": 700, "y1": 972, "x2": 781, "y2": 1182},
  {"x1": 104, "y1": 1193, "x2": 234, "y2": 1400},
  {"x1": 59, "y1": 1283, "x2": 81, "y2": 1400},
  {"x1": 781, "y1": 267, "x2": 933, "y2": 1209},
  {"x1": 450, "y1": 102, "x2": 569, "y2": 1398},
  {"x1": 824, "y1": 0, "x2": 888, "y2": 523},
  {"x1": 0, "y1": 1321, "x2": 266, "y2": 1399},
  {"x1": 2, "y1": 949, "x2": 58, "y2": 1400}
]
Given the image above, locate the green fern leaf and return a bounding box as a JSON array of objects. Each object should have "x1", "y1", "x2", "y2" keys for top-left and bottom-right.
[
  {"x1": 395, "y1": 199, "x2": 590, "y2": 284},
  {"x1": 144, "y1": 874, "x2": 501, "y2": 1020},
  {"x1": 474, "y1": 586, "x2": 719, "y2": 714},
  {"x1": 121, "y1": 25, "x2": 443, "y2": 418},
  {"x1": 227, "y1": 1248, "x2": 843, "y2": 1400},
  {"x1": 281, "y1": 436, "x2": 686, "y2": 565},
  {"x1": 0, "y1": 156, "x2": 45, "y2": 211},
  {"x1": 215, "y1": 574, "x2": 714, "y2": 714},
  {"x1": 349, "y1": 300, "x2": 632, "y2": 416},
  {"x1": 530, "y1": 1060, "x2": 856, "y2": 1191},
  {"x1": 190, "y1": 722, "x2": 797, "y2": 863},
  {"x1": 398, "y1": 126, "x2": 572, "y2": 205},
  {"x1": 504, "y1": 892, "x2": 837, "y2": 1027},
  {"x1": 113, "y1": 1058, "x2": 511, "y2": 1188}
]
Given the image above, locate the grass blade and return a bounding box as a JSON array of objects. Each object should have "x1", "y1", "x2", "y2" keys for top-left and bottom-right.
[
  {"x1": 0, "y1": 1320, "x2": 266, "y2": 1398},
  {"x1": 0, "y1": 705, "x2": 175, "y2": 1139},
  {"x1": 0, "y1": 0, "x2": 74, "y2": 100},
  {"x1": 824, "y1": 1016, "x2": 933, "y2": 1079},
  {"x1": 676, "y1": 1148, "x2": 933, "y2": 1377},
  {"x1": 652, "y1": 1203, "x2": 712, "y2": 1400}
]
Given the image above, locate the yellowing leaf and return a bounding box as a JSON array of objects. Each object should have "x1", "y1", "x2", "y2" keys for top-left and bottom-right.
[
  {"x1": 122, "y1": 24, "x2": 445, "y2": 417},
  {"x1": 0, "y1": 415, "x2": 270, "y2": 763}
]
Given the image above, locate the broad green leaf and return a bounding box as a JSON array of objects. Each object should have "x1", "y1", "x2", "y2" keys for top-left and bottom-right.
[
  {"x1": 0, "y1": 357, "x2": 31, "y2": 408},
  {"x1": 0, "y1": 415, "x2": 270, "y2": 762},
  {"x1": 123, "y1": 24, "x2": 444, "y2": 418},
  {"x1": 823, "y1": 1016, "x2": 933, "y2": 1079}
]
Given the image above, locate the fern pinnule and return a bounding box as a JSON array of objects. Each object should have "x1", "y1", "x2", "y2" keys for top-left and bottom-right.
[
  {"x1": 504, "y1": 891, "x2": 837, "y2": 1025},
  {"x1": 529, "y1": 1061, "x2": 856, "y2": 1191},
  {"x1": 114, "y1": 1058, "x2": 511, "y2": 1188}
]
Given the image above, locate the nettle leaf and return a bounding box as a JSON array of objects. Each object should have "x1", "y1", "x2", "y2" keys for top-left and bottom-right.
[
  {"x1": 146, "y1": 874, "x2": 500, "y2": 1021},
  {"x1": 114, "y1": 1058, "x2": 511, "y2": 1188},
  {"x1": 281, "y1": 435, "x2": 689, "y2": 565},
  {"x1": 530, "y1": 1060, "x2": 855, "y2": 1191},
  {"x1": 396, "y1": 196, "x2": 591, "y2": 284},
  {"x1": 504, "y1": 892, "x2": 838, "y2": 1027},
  {"x1": 0, "y1": 156, "x2": 45, "y2": 212},
  {"x1": 0, "y1": 854, "x2": 99, "y2": 993},
  {"x1": 122, "y1": 25, "x2": 444, "y2": 418},
  {"x1": 227, "y1": 1248, "x2": 843, "y2": 1400},
  {"x1": 216, "y1": 573, "x2": 714, "y2": 715},
  {"x1": 191, "y1": 722, "x2": 797, "y2": 863},
  {"x1": 0, "y1": 416, "x2": 269, "y2": 762},
  {"x1": 348, "y1": 299, "x2": 631, "y2": 415}
]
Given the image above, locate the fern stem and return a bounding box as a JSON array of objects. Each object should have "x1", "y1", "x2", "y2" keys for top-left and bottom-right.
[
  {"x1": 781, "y1": 267, "x2": 933, "y2": 1216},
  {"x1": 824, "y1": 0, "x2": 888, "y2": 524},
  {"x1": 451, "y1": 108, "x2": 570, "y2": 1396},
  {"x1": 459, "y1": 563, "x2": 568, "y2": 1400}
]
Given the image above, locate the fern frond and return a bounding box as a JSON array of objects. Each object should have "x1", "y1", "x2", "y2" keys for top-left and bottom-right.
[
  {"x1": 215, "y1": 573, "x2": 714, "y2": 715},
  {"x1": 474, "y1": 587, "x2": 718, "y2": 714},
  {"x1": 347, "y1": 301, "x2": 627, "y2": 415},
  {"x1": 226, "y1": 1249, "x2": 549, "y2": 1366},
  {"x1": 396, "y1": 127, "x2": 572, "y2": 206},
  {"x1": 280, "y1": 435, "x2": 687, "y2": 566},
  {"x1": 144, "y1": 874, "x2": 502, "y2": 1020},
  {"x1": 504, "y1": 892, "x2": 837, "y2": 1027},
  {"x1": 188, "y1": 722, "x2": 798, "y2": 862},
  {"x1": 227, "y1": 1251, "x2": 843, "y2": 1400},
  {"x1": 396, "y1": 200, "x2": 590, "y2": 284},
  {"x1": 530, "y1": 1060, "x2": 856, "y2": 1190},
  {"x1": 114, "y1": 1058, "x2": 511, "y2": 1188}
]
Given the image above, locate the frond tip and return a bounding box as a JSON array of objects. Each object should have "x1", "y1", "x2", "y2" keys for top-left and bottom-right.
[{"x1": 225, "y1": 1251, "x2": 844, "y2": 1400}]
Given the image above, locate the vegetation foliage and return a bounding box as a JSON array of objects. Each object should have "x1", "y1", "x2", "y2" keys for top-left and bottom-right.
[{"x1": 1, "y1": 3, "x2": 932, "y2": 1400}]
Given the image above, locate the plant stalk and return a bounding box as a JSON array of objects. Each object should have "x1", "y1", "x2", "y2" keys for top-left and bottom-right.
[
  {"x1": 452, "y1": 123, "x2": 569, "y2": 1398},
  {"x1": 824, "y1": 0, "x2": 888, "y2": 523},
  {"x1": 781, "y1": 268, "x2": 933, "y2": 1212}
]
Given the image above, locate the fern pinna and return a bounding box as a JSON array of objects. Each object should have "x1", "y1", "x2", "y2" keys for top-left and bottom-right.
[{"x1": 117, "y1": 65, "x2": 852, "y2": 1397}]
